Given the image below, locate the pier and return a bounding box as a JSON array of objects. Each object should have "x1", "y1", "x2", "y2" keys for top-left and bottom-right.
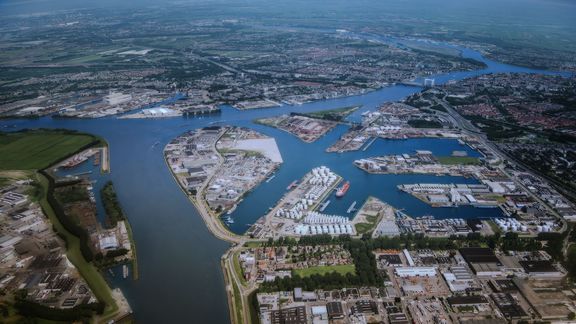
[
  {"x1": 319, "y1": 200, "x2": 331, "y2": 212},
  {"x1": 362, "y1": 137, "x2": 377, "y2": 151},
  {"x1": 347, "y1": 201, "x2": 357, "y2": 214}
]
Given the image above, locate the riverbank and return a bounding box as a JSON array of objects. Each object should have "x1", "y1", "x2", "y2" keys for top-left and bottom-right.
[{"x1": 163, "y1": 150, "x2": 243, "y2": 244}]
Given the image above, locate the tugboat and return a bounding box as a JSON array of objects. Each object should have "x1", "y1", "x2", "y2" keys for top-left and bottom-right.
[{"x1": 335, "y1": 181, "x2": 350, "y2": 198}]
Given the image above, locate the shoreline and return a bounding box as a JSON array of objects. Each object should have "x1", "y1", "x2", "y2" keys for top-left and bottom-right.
[{"x1": 163, "y1": 154, "x2": 243, "y2": 244}]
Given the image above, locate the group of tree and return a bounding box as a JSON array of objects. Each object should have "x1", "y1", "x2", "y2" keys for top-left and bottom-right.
[
  {"x1": 42, "y1": 171, "x2": 94, "y2": 262},
  {"x1": 13, "y1": 289, "x2": 104, "y2": 322},
  {"x1": 101, "y1": 181, "x2": 126, "y2": 228},
  {"x1": 258, "y1": 228, "x2": 574, "y2": 291}
]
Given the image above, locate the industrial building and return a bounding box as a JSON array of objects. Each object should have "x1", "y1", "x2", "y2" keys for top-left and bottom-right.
[
  {"x1": 394, "y1": 267, "x2": 437, "y2": 277},
  {"x1": 519, "y1": 260, "x2": 564, "y2": 278},
  {"x1": 447, "y1": 295, "x2": 489, "y2": 307},
  {"x1": 459, "y1": 248, "x2": 503, "y2": 277},
  {"x1": 271, "y1": 306, "x2": 307, "y2": 324},
  {"x1": 326, "y1": 302, "x2": 344, "y2": 320}
]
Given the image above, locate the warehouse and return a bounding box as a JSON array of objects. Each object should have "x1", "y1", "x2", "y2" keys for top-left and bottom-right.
[
  {"x1": 326, "y1": 302, "x2": 344, "y2": 320},
  {"x1": 519, "y1": 260, "x2": 564, "y2": 278},
  {"x1": 447, "y1": 295, "x2": 489, "y2": 307},
  {"x1": 394, "y1": 267, "x2": 437, "y2": 277}
]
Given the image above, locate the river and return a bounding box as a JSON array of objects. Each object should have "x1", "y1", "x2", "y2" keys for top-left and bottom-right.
[{"x1": 0, "y1": 34, "x2": 569, "y2": 323}]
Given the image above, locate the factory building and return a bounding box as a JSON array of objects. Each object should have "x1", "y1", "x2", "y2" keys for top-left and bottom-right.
[{"x1": 394, "y1": 267, "x2": 437, "y2": 277}]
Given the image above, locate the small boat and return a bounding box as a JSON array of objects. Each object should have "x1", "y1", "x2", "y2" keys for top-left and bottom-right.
[
  {"x1": 265, "y1": 174, "x2": 276, "y2": 183},
  {"x1": 122, "y1": 265, "x2": 129, "y2": 279}
]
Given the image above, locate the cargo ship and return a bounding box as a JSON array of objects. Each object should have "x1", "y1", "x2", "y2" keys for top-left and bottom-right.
[{"x1": 335, "y1": 181, "x2": 350, "y2": 198}]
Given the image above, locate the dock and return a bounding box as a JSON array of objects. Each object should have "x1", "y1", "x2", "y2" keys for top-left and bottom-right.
[
  {"x1": 319, "y1": 200, "x2": 331, "y2": 212},
  {"x1": 286, "y1": 180, "x2": 298, "y2": 190},
  {"x1": 347, "y1": 201, "x2": 357, "y2": 214},
  {"x1": 362, "y1": 137, "x2": 377, "y2": 151},
  {"x1": 100, "y1": 146, "x2": 110, "y2": 173}
]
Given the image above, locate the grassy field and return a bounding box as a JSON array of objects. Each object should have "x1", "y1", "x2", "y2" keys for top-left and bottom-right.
[
  {"x1": 354, "y1": 215, "x2": 378, "y2": 235},
  {"x1": 293, "y1": 264, "x2": 355, "y2": 277},
  {"x1": 233, "y1": 252, "x2": 247, "y2": 286},
  {"x1": 436, "y1": 156, "x2": 481, "y2": 165},
  {"x1": 243, "y1": 241, "x2": 263, "y2": 248},
  {"x1": 0, "y1": 131, "x2": 97, "y2": 170}
]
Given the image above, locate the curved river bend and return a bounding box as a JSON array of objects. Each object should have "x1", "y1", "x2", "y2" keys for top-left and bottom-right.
[{"x1": 0, "y1": 37, "x2": 568, "y2": 323}]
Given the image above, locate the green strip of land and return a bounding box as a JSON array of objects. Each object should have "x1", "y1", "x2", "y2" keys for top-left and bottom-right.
[
  {"x1": 303, "y1": 105, "x2": 360, "y2": 121},
  {"x1": 436, "y1": 156, "x2": 481, "y2": 165},
  {"x1": 37, "y1": 174, "x2": 118, "y2": 319},
  {"x1": 293, "y1": 264, "x2": 355, "y2": 277}
]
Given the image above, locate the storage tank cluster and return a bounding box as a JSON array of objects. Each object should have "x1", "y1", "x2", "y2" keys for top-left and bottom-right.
[
  {"x1": 276, "y1": 200, "x2": 311, "y2": 220},
  {"x1": 308, "y1": 166, "x2": 337, "y2": 187},
  {"x1": 294, "y1": 223, "x2": 354, "y2": 236},
  {"x1": 305, "y1": 186, "x2": 326, "y2": 201},
  {"x1": 536, "y1": 223, "x2": 554, "y2": 233},
  {"x1": 419, "y1": 218, "x2": 466, "y2": 226},
  {"x1": 276, "y1": 167, "x2": 337, "y2": 220},
  {"x1": 494, "y1": 218, "x2": 528, "y2": 232},
  {"x1": 303, "y1": 212, "x2": 349, "y2": 225}
]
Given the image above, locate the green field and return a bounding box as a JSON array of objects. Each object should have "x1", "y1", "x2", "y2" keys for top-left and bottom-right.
[
  {"x1": 304, "y1": 106, "x2": 360, "y2": 121},
  {"x1": 0, "y1": 131, "x2": 97, "y2": 170},
  {"x1": 436, "y1": 156, "x2": 481, "y2": 165},
  {"x1": 293, "y1": 264, "x2": 355, "y2": 277},
  {"x1": 354, "y1": 215, "x2": 379, "y2": 235}
]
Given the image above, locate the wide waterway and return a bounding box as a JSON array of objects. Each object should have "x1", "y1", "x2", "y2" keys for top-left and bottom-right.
[{"x1": 0, "y1": 34, "x2": 570, "y2": 323}]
